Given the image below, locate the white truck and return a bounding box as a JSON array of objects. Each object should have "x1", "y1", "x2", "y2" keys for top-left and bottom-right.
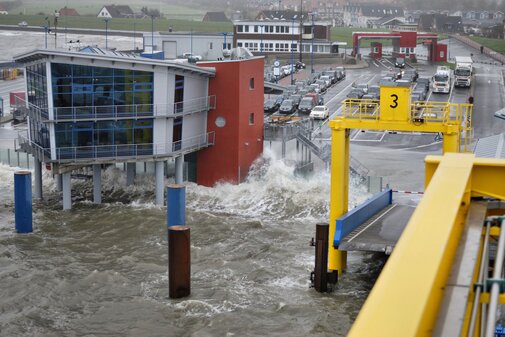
[
  {"x1": 432, "y1": 66, "x2": 452, "y2": 94},
  {"x1": 454, "y1": 56, "x2": 473, "y2": 88}
]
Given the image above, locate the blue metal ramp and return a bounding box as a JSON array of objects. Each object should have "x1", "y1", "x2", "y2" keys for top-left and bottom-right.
[{"x1": 334, "y1": 189, "x2": 415, "y2": 255}]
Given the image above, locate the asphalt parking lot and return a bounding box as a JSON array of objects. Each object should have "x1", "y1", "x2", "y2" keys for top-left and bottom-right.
[{"x1": 264, "y1": 38, "x2": 505, "y2": 195}]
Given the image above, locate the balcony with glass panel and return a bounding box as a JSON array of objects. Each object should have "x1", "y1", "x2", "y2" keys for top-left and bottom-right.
[{"x1": 48, "y1": 95, "x2": 216, "y2": 122}]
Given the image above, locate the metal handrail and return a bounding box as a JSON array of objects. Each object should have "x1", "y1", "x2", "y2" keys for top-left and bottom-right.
[
  {"x1": 17, "y1": 131, "x2": 215, "y2": 163},
  {"x1": 51, "y1": 95, "x2": 216, "y2": 121}
]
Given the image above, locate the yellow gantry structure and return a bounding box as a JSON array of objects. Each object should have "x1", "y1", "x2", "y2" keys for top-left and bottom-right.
[
  {"x1": 347, "y1": 154, "x2": 505, "y2": 337},
  {"x1": 328, "y1": 82, "x2": 473, "y2": 274},
  {"x1": 328, "y1": 82, "x2": 505, "y2": 336}
]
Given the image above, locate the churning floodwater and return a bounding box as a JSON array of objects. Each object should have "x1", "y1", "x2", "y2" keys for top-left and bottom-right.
[{"x1": 0, "y1": 149, "x2": 384, "y2": 337}]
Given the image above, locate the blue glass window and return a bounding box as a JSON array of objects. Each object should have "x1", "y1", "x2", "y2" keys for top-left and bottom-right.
[
  {"x1": 55, "y1": 120, "x2": 153, "y2": 159},
  {"x1": 26, "y1": 63, "x2": 48, "y2": 118},
  {"x1": 51, "y1": 63, "x2": 153, "y2": 119}
]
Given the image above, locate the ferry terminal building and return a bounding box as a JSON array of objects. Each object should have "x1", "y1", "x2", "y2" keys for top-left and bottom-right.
[{"x1": 14, "y1": 48, "x2": 264, "y2": 209}]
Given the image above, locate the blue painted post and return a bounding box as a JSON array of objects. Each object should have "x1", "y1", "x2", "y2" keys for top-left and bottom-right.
[
  {"x1": 14, "y1": 171, "x2": 32, "y2": 233},
  {"x1": 167, "y1": 184, "x2": 185, "y2": 227}
]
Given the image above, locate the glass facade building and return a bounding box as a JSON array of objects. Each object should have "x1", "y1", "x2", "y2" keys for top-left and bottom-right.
[{"x1": 27, "y1": 63, "x2": 155, "y2": 159}]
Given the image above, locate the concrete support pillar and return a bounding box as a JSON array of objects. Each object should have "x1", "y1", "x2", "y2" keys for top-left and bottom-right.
[
  {"x1": 155, "y1": 161, "x2": 164, "y2": 206},
  {"x1": 62, "y1": 172, "x2": 72, "y2": 210},
  {"x1": 56, "y1": 174, "x2": 63, "y2": 192},
  {"x1": 34, "y1": 159, "x2": 42, "y2": 200},
  {"x1": 175, "y1": 155, "x2": 184, "y2": 184},
  {"x1": 126, "y1": 162, "x2": 136, "y2": 186},
  {"x1": 93, "y1": 164, "x2": 102, "y2": 204}
]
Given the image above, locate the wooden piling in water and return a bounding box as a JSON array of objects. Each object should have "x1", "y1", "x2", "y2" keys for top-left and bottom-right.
[
  {"x1": 168, "y1": 225, "x2": 190, "y2": 298},
  {"x1": 314, "y1": 223, "x2": 329, "y2": 292}
]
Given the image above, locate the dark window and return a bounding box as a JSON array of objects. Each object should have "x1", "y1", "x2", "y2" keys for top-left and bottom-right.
[
  {"x1": 249, "y1": 78, "x2": 254, "y2": 89},
  {"x1": 174, "y1": 75, "x2": 184, "y2": 113},
  {"x1": 249, "y1": 112, "x2": 254, "y2": 125}
]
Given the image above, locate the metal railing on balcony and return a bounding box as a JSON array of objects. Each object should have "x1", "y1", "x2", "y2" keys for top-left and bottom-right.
[
  {"x1": 17, "y1": 131, "x2": 215, "y2": 164},
  {"x1": 50, "y1": 95, "x2": 216, "y2": 121}
]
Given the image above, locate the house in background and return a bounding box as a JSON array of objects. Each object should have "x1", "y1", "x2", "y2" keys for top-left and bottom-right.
[
  {"x1": 369, "y1": 16, "x2": 405, "y2": 29},
  {"x1": 97, "y1": 5, "x2": 134, "y2": 19},
  {"x1": 59, "y1": 7, "x2": 79, "y2": 17},
  {"x1": 255, "y1": 10, "x2": 308, "y2": 21},
  {"x1": 418, "y1": 14, "x2": 463, "y2": 33},
  {"x1": 343, "y1": 3, "x2": 405, "y2": 28},
  {"x1": 0, "y1": 4, "x2": 8, "y2": 15},
  {"x1": 202, "y1": 11, "x2": 230, "y2": 22}
]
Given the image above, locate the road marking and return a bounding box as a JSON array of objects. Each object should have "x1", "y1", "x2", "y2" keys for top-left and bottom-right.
[
  {"x1": 347, "y1": 204, "x2": 398, "y2": 243},
  {"x1": 326, "y1": 75, "x2": 365, "y2": 106}
]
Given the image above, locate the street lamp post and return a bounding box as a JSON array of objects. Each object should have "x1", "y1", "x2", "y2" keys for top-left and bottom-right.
[
  {"x1": 291, "y1": 17, "x2": 296, "y2": 84},
  {"x1": 311, "y1": 12, "x2": 315, "y2": 74},
  {"x1": 104, "y1": 18, "x2": 109, "y2": 49},
  {"x1": 44, "y1": 17, "x2": 50, "y2": 49},
  {"x1": 299, "y1": 0, "x2": 303, "y2": 62}
]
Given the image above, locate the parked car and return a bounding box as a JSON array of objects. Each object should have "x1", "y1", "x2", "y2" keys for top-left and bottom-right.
[
  {"x1": 417, "y1": 78, "x2": 431, "y2": 91},
  {"x1": 353, "y1": 83, "x2": 369, "y2": 94},
  {"x1": 347, "y1": 89, "x2": 364, "y2": 101},
  {"x1": 309, "y1": 71, "x2": 322, "y2": 84},
  {"x1": 275, "y1": 95, "x2": 284, "y2": 106},
  {"x1": 413, "y1": 88, "x2": 427, "y2": 101},
  {"x1": 310, "y1": 83, "x2": 321, "y2": 94},
  {"x1": 310, "y1": 105, "x2": 329, "y2": 119},
  {"x1": 298, "y1": 97, "x2": 316, "y2": 114},
  {"x1": 295, "y1": 61, "x2": 306, "y2": 69},
  {"x1": 395, "y1": 57, "x2": 405, "y2": 68},
  {"x1": 368, "y1": 85, "x2": 380, "y2": 99},
  {"x1": 404, "y1": 69, "x2": 419, "y2": 82},
  {"x1": 298, "y1": 89, "x2": 309, "y2": 97},
  {"x1": 279, "y1": 99, "x2": 296, "y2": 114},
  {"x1": 305, "y1": 92, "x2": 324, "y2": 105},
  {"x1": 18, "y1": 21, "x2": 28, "y2": 27},
  {"x1": 320, "y1": 75, "x2": 332, "y2": 87},
  {"x1": 183, "y1": 52, "x2": 202, "y2": 62},
  {"x1": 291, "y1": 94, "x2": 302, "y2": 108},
  {"x1": 362, "y1": 94, "x2": 379, "y2": 110},
  {"x1": 322, "y1": 70, "x2": 337, "y2": 84},
  {"x1": 264, "y1": 98, "x2": 279, "y2": 113},
  {"x1": 315, "y1": 79, "x2": 328, "y2": 92},
  {"x1": 335, "y1": 67, "x2": 346, "y2": 78},
  {"x1": 281, "y1": 64, "x2": 295, "y2": 76}
]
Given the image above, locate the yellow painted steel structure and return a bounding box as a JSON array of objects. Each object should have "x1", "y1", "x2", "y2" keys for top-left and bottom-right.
[
  {"x1": 328, "y1": 83, "x2": 473, "y2": 274},
  {"x1": 347, "y1": 154, "x2": 505, "y2": 337}
]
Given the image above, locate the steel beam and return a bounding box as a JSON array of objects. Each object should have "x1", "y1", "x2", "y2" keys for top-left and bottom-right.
[
  {"x1": 348, "y1": 153, "x2": 475, "y2": 337},
  {"x1": 329, "y1": 121, "x2": 348, "y2": 274}
]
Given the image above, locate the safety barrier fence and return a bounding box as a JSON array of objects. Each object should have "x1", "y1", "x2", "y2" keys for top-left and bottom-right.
[{"x1": 0, "y1": 147, "x2": 33, "y2": 169}]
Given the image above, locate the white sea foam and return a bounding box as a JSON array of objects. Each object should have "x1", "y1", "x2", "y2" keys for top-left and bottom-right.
[
  {"x1": 187, "y1": 148, "x2": 369, "y2": 222},
  {"x1": 0, "y1": 148, "x2": 370, "y2": 222}
]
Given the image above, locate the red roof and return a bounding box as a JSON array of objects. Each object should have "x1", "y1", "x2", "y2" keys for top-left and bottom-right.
[{"x1": 59, "y1": 7, "x2": 79, "y2": 16}]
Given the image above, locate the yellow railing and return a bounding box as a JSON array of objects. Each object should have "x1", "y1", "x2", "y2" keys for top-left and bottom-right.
[
  {"x1": 340, "y1": 99, "x2": 473, "y2": 153},
  {"x1": 342, "y1": 98, "x2": 380, "y2": 120}
]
